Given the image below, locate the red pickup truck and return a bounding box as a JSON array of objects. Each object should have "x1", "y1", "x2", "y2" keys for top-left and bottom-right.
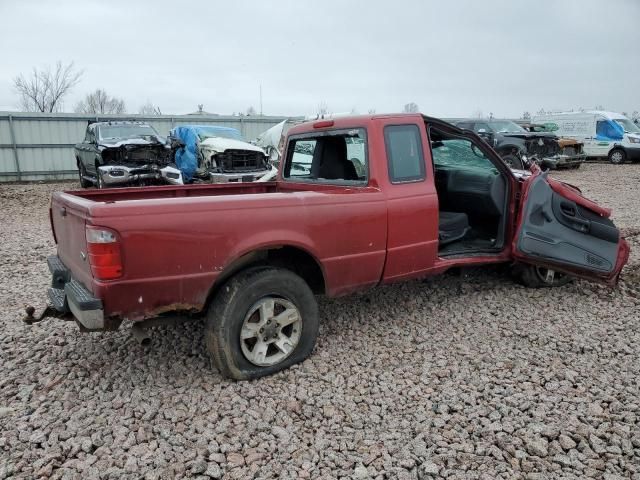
[{"x1": 34, "y1": 114, "x2": 629, "y2": 379}]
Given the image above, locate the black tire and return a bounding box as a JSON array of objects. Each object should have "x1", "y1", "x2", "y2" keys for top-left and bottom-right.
[
  {"x1": 205, "y1": 267, "x2": 319, "y2": 380},
  {"x1": 608, "y1": 149, "x2": 626, "y2": 165},
  {"x1": 78, "y1": 162, "x2": 92, "y2": 188},
  {"x1": 502, "y1": 154, "x2": 524, "y2": 169},
  {"x1": 96, "y1": 168, "x2": 105, "y2": 189},
  {"x1": 513, "y1": 264, "x2": 572, "y2": 288}
]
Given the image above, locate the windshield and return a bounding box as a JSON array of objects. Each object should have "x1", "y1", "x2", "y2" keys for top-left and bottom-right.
[
  {"x1": 99, "y1": 124, "x2": 159, "y2": 140},
  {"x1": 613, "y1": 118, "x2": 640, "y2": 133},
  {"x1": 489, "y1": 121, "x2": 526, "y2": 133},
  {"x1": 432, "y1": 138, "x2": 498, "y2": 172},
  {"x1": 199, "y1": 130, "x2": 244, "y2": 141}
]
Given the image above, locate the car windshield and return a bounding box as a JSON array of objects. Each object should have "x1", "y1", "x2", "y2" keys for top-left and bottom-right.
[
  {"x1": 200, "y1": 130, "x2": 244, "y2": 141},
  {"x1": 613, "y1": 118, "x2": 640, "y2": 133},
  {"x1": 432, "y1": 139, "x2": 497, "y2": 171},
  {"x1": 489, "y1": 121, "x2": 525, "y2": 133},
  {"x1": 99, "y1": 124, "x2": 158, "y2": 140}
]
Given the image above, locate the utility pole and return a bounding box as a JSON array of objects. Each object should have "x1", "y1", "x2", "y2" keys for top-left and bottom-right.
[{"x1": 260, "y1": 84, "x2": 263, "y2": 116}]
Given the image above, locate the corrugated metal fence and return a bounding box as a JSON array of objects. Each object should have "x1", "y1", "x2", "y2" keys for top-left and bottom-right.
[{"x1": 0, "y1": 112, "x2": 290, "y2": 182}]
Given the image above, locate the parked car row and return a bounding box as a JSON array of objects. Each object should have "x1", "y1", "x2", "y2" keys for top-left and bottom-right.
[
  {"x1": 453, "y1": 118, "x2": 585, "y2": 170},
  {"x1": 75, "y1": 121, "x2": 274, "y2": 188},
  {"x1": 75, "y1": 110, "x2": 640, "y2": 190}
]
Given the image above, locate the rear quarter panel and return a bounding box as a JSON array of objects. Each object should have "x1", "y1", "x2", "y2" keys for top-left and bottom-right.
[{"x1": 89, "y1": 187, "x2": 387, "y2": 320}]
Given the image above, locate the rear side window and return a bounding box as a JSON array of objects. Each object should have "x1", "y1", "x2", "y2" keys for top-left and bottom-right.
[
  {"x1": 283, "y1": 129, "x2": 367, "y2": 185},
  {"x1": 384, "y1": 125, "x2": 425, "y2": 183}
]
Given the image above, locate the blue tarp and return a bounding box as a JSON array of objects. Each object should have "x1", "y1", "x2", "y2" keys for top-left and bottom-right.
[
  {"x1": 170, "y1": 125, "x2": 244, "y2": 181},
  {"x1": 595, "y1": 119, "x2": 624, "y2": 141}
]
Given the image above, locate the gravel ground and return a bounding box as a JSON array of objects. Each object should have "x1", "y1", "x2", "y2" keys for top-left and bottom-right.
[{"x1": 0, "y1": 164, "x2": 639, "y2": 480}]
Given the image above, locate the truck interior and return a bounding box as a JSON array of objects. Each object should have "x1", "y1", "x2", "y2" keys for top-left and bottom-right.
[{"x1": 427, "y1": 126, "x2": 509, "y2": 256}]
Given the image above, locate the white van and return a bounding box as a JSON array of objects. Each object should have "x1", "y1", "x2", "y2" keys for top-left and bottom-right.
[{"x1": 532, "y1": 111, "x2": 640, "y2": 164}]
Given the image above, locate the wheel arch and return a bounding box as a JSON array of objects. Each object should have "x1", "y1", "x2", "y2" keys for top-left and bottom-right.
[
  {"x1": 496, "y1": 143, "x2": 525, "y2": 157},
  {"x1": 204, "y1": 243, "x2": 327, "y2": 311}
]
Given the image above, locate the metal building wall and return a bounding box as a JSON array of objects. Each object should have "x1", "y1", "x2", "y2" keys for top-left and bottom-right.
[{"x1": 0, "y1": 112, "x2": 290, "y2": 182}]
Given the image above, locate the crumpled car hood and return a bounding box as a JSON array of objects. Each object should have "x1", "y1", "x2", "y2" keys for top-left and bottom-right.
[{"x1": 200, "y1": 137, "x2": 265, "y2": 154}]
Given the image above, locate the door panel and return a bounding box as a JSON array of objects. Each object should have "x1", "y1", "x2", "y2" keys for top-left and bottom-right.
[{"x1": 514, "y1": 174, "x2": 625, "y2": 279}]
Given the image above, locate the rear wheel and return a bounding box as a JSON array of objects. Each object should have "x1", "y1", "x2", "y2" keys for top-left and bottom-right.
[
  {"x1": 608, "y1": 149, "x2": 626, "y2": 165},
  {"x1": 515, "y1": 264, "x2": 572, "y2": 288},
  {"x1": 502, "y1": 154, "x2": 524, "y2": 169},
  {"x1": 205, "y1": 267, "x2": 319, "y2": 380}
]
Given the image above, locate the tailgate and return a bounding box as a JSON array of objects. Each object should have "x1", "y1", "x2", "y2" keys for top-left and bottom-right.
[{"x1": 50, "y1": 192, "x2": 94, "y2": 291}]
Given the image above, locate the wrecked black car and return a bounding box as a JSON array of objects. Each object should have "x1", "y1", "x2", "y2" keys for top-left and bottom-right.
[
  {"x1": 455, "y1": 119, "x2": 585, "y2": 170},
  {"x1": 75, "y1": 121, "x2": 183, "y2": 188}
]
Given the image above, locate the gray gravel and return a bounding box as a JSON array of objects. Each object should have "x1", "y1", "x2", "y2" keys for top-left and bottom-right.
[{"x1": 1, "y1": 163, "x2": 639, "y2": 479}]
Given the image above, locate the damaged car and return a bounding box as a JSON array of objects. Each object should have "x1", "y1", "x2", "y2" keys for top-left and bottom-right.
[
  {"x1": 519, "y1": 122, "x2": 586, "y2": 169},
  {"x1": 75, "y1": 121, "x2": 183, "y2": 188},
  {"x1": 455, "y1": 119, "x2": 585, "y2": 170},
  {"x1": 170, "y1": 125, "x2": 273, "y2": 183}
]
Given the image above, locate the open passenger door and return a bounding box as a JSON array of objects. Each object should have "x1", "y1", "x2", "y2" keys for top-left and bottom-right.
[{"x1": 513, "y1": 173, "x2": 629, "y2": 285}]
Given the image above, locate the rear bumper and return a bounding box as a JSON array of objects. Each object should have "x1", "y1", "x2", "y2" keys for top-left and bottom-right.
[{"x1": 47, "y1": 255, "x2": 107, "y2": 331}]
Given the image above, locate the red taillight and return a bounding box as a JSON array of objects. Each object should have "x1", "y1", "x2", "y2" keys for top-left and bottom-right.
[{"x1": 86, "y1": 226, "x2": 123, "y2": 280}]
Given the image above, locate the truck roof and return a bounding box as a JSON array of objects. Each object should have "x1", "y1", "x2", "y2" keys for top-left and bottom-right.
[{"x1": 286, "y1": 113, "x2": 458, "y2": 136}]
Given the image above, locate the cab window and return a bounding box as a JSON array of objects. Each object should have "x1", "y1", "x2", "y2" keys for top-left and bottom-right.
[
  {"x1": 283, "y1": 129, "x2": 367, "y2": 184},
  {"x1": 384, "y1": 124, "x2": 425, "y2": 183}
]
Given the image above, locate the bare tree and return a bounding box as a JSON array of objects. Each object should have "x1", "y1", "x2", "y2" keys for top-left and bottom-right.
[
  {"x1": 521, "y1": 111, "x2": 531, "y2": 120},
  {"x1": 139, "y1": 101, "x2": 162, "y2": 115},
  {"x1": 632, "y1": 110, "x2": 639, "y2": 121},
  {"x1": 368, "y1": 108, "x2": 376, "y2": 114},
  {"x1": 75, "y1": 89, "x2": 126, "y2": 114},
  {"x1": 246, "y1": 106, "x2": 256, "y2": 116},
  {"x1": 13, "y1": 61, "x2": 83, "y2": 112},
  {"x1": 403, "y1": 102, "x2": 419, "y2": 113},
  {"x1": 317, "y1": 101, "x2": 329, "y2": 117}
]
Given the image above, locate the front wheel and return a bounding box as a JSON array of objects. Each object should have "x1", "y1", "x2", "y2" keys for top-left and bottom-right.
[
  {"x1": 78, "y1": 162, "x2": 92, "y2": 188},
  {"x1": 205, "y1": 267, "x2": 319, "y2": 380},
  {"x1": 502, "y1": 154, "x2": 524, "y2": 170},
  {"x1": 96, "y1": 168, "x2": 105, "y2": 189},
  {"x1": 608, "y1": 149, "x2": 626, "y2": 165},
  {"x1": 514, "y1": 264, "x2": 572, "y2": 288}
]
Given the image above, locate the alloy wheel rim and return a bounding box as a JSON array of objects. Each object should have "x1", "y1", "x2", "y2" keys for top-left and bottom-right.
[{"x1": 240, "y1": 297, "x2": 302, "y2": 366}]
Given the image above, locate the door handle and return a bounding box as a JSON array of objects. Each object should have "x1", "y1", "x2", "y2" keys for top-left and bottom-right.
[{"x1": 559, "y1": 201, "x2": 590, "y2": 233}]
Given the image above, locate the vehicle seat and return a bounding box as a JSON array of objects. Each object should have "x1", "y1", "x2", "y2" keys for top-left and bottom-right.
[
  {"x1": 318, "y1": 137, "x2": 358, "y2": 180},
  {"x1": 438, "y1": 211, "x2": 470, "y2": 245}
]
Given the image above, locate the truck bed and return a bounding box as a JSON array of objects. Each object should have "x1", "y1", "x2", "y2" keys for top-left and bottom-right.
[{"x1": 50, "y1": 181, "x2": 388, "y2": 322}]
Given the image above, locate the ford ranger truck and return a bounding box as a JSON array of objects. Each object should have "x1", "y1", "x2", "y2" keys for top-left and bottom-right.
[{"x1": 32, "y1": 114, "x2": 630, "y2": 380}]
